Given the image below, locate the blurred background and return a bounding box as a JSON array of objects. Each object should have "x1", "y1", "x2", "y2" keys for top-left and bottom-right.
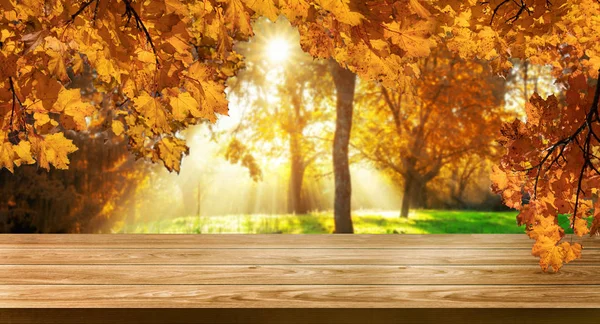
[{"x1": 0, "y1": 18, "x2": 560, "y2": 234}]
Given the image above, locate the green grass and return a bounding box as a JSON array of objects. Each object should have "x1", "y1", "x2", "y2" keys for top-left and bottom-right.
[{"x1": 127, "y1": 209, "x2": 559, "y2": 234}]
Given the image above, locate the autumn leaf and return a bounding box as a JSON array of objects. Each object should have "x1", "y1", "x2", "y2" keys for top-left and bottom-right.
[
  {"x1": 31, "y1": 133, "x2": 78, "y2": 170},
  {"x1": 11, "y1": 141, "x2": 35, "y2": 167},
  {"x1": 562, "y1": 242, "x2": 583, "y2": 263},
  {"x1": 155, "y1": 137, "x2": 189, "y2": 173},
  {"x1": 46, "y1": 49, "x2": 70, "y2": 83},
  {"x1": 316, "y1": 0, "x2": 364, "y2": 26},
  {"x1": 185, "y1": 62, "x2": 228, "y2": 121},
  {"x1": 242, "y1": 0, "x2": 279, "y2": 21},
  {"x1": 168, "y1": 91, "x2": 201, "y2": 121},
  {"x1": 383, "y1": 18, "x2": 436, "y2": 58},
  {"x1": 0, "y1": 139, "x2": 15, "y2": 172},
  {"x1": 112, "y1": 120, "x2": 125, "y2": 136},
  {"x1": 222, "y1": 0, "x2": 254, "y2": 37},
  {"x1": 133, "y1": 92, "x2": 171, "y2": 134},
  {"x1": 52, "y1": 88, "x2": 94, "y2": 131},
  {"x1": 574, "y1": 217, "x2": 590, "y2": 237}
]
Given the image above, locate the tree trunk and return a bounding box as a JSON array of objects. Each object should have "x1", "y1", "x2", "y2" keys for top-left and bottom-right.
[
  {"x1": 401, "y1": 175, "x2": 412, "y2": 218},
  {"x1": 402, "y1": 172, "x2": 432, "y2": 217},
  {"x1": 330, "y1": 60, "x2": 356, "y2": 233},
  {"x1": 410, "y1": 179, "x2": 427, "y2": 209},
  {"x1": 288, "y1": 131, "x2": 307, "y2": 214}
]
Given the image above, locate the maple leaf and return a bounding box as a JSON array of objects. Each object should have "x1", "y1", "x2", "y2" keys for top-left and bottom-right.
[
  {"x1": 31, "y1": 133, "x2": 78, "y2": 170},
  {"x1": 11, "y1": 141, "x2": 35, "y2": 168},
  {"x1": 383, "y1": 18, "x2": 436, "y2": 58},
  {"x1": 279, "y1": 0, "x2": 311, "y2": 19},
  {"x1": 316, "y1": 0, "x2": 364, "y2": 26},
  {"x1": 52, "y1": 88, "x2": 95, "y2": 131},
  {"x1": 112, "y1": 120, "x2": 125, "y2": 136},
  {"x1": 0, "y1": 140, "x2": 15, "y2": 172},
  {"x1": 562, "y1": 242, "x2": 583, "y2": 263},
  {"x1": 242, "y1": 0, "x2": 279, "y2": 21},
  {"x1": 184, "y1": 62, "x2": 228, "y2": 121},
  {"x1": 532, "y1": 236, "x2": 565, "y2": 272},
  {"x1": 46, "y1": 50, "x2": 70, "y2": 83},
  {"x1": 133, "y1": 92, "x2": 171, "y2": 134},
  {"x1": 168, "y1": 91, "x2": 202, "y2": 121},
  {"x1": 222, "y1": 0, "x2": 254, "y2": 37},
  {"x1": 574, "y1": 217, "x2": 590, "y2": 237},
  {"x1": 164, "y1": 0, "x2": 189, "y2": 15},
  {"x1": 155, "y1": 137, "x2": 189, "y2": 173}
]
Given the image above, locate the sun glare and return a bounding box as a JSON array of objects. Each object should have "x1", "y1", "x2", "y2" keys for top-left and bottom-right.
[{"x1": 266, "y1": 38, "x2": 290, "y2": 63}]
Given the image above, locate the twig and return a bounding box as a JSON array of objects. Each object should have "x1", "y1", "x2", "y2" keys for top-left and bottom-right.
[{"x1": 122, "y1": 0, "x2": 160, "y2": 66}]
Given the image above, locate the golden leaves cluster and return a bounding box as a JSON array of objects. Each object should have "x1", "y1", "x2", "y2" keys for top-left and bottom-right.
[
  {"x1": 1, "y1": 0, "x2": 241, "y2": 172},
  {"x1": 0, "y1": 0, "x2": 442, "y2": 173}
]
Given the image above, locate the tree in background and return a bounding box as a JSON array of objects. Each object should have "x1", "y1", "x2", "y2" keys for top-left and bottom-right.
[
  {"x1": 504, "y1": 60, "x2": 557, "y2": 113},
  {"x1": 427, "y1": 154, "x2": 502, "y2": 210},
  {"x1": 353, "y1": 47, "x2": 510, "y2": 217},
  {"x1": 330, "y1": 61, "x2": 356, "y2": 233},
  {"x1": 225, "y1": 18, "x2": 335, "y2": 214}
]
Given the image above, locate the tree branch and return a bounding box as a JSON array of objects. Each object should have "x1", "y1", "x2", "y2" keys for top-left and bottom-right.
[{"x1": 122, "y1": 0, "x2": 160, "y2": 66}]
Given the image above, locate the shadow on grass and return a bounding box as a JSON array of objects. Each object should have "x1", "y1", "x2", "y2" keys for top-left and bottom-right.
[{"x1": 133, "y1": 209, "x2": 537, "y2": 234}]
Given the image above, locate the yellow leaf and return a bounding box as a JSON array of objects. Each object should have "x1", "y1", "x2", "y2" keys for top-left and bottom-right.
[
  {"x1": 169, "y1": 91, "x2": 201, "y2": 121},
  {"x1": 561, "y1": 242, "x2": 583, "y2": 263},
  {"x1": 383, "y1": 18, "x2": 436, "y2": 58},
  {"x1": 409, "y1": 0, "x2": 431, "y2": 18},
  {"x1": 12, "y1": 140, "x2": 34, "y2": 167},
  {"x1": 317, "y1": 0, "x2": 364, "y2": 26},
  {"x1": 31, "y1": 133, "x2": 78, "y2": 170},
  {"x1": 185, "y1": 62, "x2": 228, "y2": 121},
  {"x1": 52, "y1": 88, "x2": 94, "y2": 130},
  {"x1": 574, "y1": 217, "x2": 590, "y2": 236},
  {"x1": 133, "y1": 92, "x2": 170, "y2": 134},
  {"x1": 0, "y1": 136, "x2": 14, "y2": 172},
  {"x1": 46, "y1": 49, "x2": 69, "y2": 82},
  {"x1": 164, "y1": 0, "x2": 189, "y2": 15},
  {"x1": 532, "y1": 236, "x2": 565, "y2": 272},
  {"x1": 223, "y1": 0, "x2": 253, "y2": 37},
  {"x1": 112, "y1": 120, "x2": 125, "y2": 136},
  {"x1": 71, "y1": 54, "x2": 84, "y2": 75},
  {"x1": 136, "y1": 49, "x2": 158, "y2": 64},
  {"x1": 279, "y1": 0, "x2": 310, "y2": 20},
  {"x1": 156, "y1": 137, "x2": 189, "y2": 173},
  {"x1": 242, "y1": 0, "x2": 278, "y2": 21}
]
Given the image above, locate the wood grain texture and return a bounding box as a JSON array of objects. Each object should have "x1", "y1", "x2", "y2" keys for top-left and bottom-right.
[
  {"x1": 2, "y1": 284, "x2": 600, "y2": 308},
  {"x1": 3, "y1": 234, "x2": 599, "y2": 249},
  {"x1": 3, "y1": 234, "x2": 600, "y2": 318},
  {"x1": 3, "y1": 248, "x2": 600, "y2": 265},
  {"x1": 2, "y1": 264, "x2": 600, "y2": 285}
]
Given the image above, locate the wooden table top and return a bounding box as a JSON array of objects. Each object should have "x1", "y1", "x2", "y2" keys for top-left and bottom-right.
[{"x1": 1, "y1": 234, "x2": 600, "y2": 310}]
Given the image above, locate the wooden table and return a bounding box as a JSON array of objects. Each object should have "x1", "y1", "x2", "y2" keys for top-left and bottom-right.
[{"x1": 1, "y1": 234, "x2": 600, "y2": 323}]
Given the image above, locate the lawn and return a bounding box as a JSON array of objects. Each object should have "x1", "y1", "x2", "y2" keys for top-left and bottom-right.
[{"x1": 126, "y1": 209, "x2": 563, "y2": 234}]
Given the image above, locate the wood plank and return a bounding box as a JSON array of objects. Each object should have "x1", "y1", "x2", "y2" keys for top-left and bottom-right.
[
  {"x1": 0, "y1": 248, "x2": 560, "y2": 265},
  {"x1": 2, "y1": 285, "x2": 600, "y2": 308},
  {"x1": 3, "y1": 234, "x2": 598, "y2": 249},
  {"x1": 1, "y1": 265, "x2": 599, "y2": 285},
  {"x1": 0, "y1": 234, "x2": 562, "y2": 249},
  {"x1": 3, "y1": 309, "x2": 600, "y2": 324}
]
